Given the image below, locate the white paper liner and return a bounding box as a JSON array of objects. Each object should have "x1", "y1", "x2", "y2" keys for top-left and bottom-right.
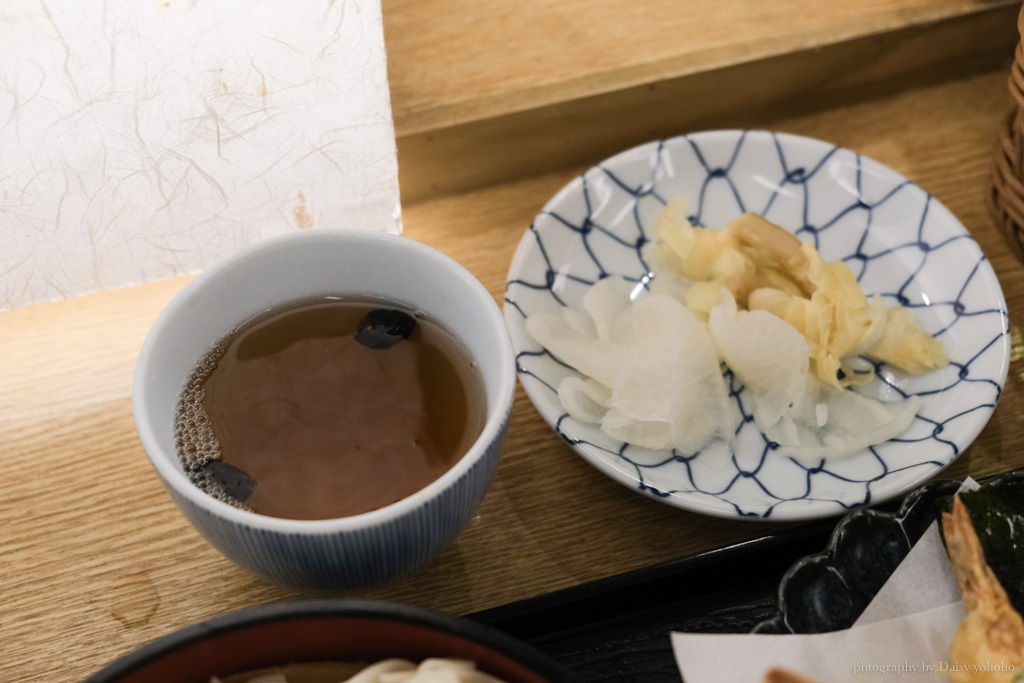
[
  {"x1": 670, "y1": 478, "x2": 1018, "y2": 682},
  {"x1": 672, "y1": 602, "x2": 967, "y2": 682}
]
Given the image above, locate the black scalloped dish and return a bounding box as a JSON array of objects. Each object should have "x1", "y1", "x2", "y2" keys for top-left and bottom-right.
[{"x1": 754, "y1": 469, "x2": 1024, "y2": 634}]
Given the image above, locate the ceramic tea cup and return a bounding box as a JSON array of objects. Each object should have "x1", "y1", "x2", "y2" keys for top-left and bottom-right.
[{"x1": 133, "y1": 230, "x2": 516, "y2": 592}]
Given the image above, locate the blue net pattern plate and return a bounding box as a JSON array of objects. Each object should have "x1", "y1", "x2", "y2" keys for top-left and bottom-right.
[{"x1": 503, "y1": 130, "x2": 1010, "y2": 521}]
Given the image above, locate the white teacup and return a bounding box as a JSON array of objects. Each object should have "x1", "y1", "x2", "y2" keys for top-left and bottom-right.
[{"x1": 133, "y1": 230, "x2": 516, "y2": 592}]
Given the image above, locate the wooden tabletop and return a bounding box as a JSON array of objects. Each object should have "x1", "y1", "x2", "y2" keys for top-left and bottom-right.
[{"x1": 4, "y1": 2, "x2": 1024, "y2": 680}]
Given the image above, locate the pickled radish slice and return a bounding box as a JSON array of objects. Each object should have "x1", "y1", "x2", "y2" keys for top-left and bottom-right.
[
  {"x1": 707, "y1": 288, "x2": 920, "y2": 459},
  {"x1": 582, "y1": 275, "x2": 634, "y2": 342},
  {"x1": 776, "y1": 385, "x2": 921, "y2": 461},
  {"x1": 602, "y1": 295, "x2": 731, "y2": 453},
  {"x1": 528, "y1": 282, "x2": 731, "y2": 454},
  {"x1": 557, "y1": 377, "x2": 611, "y2": 425},
  {"x1": 707, "y1": 289, "x2": 811, "y2": 432},
  {"x1": 655, "y1": 204, "x2": 948, "y2": 387},
  {"x1": 525, "y1": 311, "x2": 623, "y2": 388}
]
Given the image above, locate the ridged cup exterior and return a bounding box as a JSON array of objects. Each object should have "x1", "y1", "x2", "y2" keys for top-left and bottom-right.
[
  {"x1": 162, "y1": 418, "x2": 508, "y2": 592},
  {"x1": 134, "y1": 230, "x2": 515, "y2": 593}
]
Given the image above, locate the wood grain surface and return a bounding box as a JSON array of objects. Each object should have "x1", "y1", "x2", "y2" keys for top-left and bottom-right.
[
  {"x1": 383, "y1": 0, "x2": 1020, "y2": 202},
  {"x1": 382, "y1": 0, "x2": 1012, "y2": 133},
  {"x1": 3, "y1": 4, "x2": 1024, "y2": 681}
]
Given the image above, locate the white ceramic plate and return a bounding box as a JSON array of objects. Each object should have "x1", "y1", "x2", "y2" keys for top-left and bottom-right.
[{"x1": 504, "y1": 130, "x2": 1010, "y2": 521}]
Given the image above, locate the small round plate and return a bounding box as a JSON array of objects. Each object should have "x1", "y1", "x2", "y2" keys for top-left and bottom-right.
[{"x1": 504, "y1": 130, "x2": 1010, "y2": 521}]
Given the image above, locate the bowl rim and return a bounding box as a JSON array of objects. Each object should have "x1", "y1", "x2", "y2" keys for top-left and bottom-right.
[
  {"x1": 133, "y1": 229, "x2": 517, "y2": 533},
  {"x1": 83, "y1": 599, "x2": 580, "y2": 683}
]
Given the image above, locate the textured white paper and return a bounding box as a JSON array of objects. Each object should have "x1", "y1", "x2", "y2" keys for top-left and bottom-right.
[
  {"x1": 672, "y1": 603, "x2": 967, "y2": 682},
  {"x1": 0, "y1": 0, "x2": 401, "y2": 310}
]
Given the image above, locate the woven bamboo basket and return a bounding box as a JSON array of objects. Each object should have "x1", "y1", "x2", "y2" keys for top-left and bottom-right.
[{"x1": 990, "y1": 5, "x2": 1024, "y2": 264}]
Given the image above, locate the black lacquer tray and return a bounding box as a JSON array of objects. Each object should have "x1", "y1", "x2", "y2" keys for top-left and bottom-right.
[{"x1": 467, "y1": 468, "x2": 1024, "y2": 683}]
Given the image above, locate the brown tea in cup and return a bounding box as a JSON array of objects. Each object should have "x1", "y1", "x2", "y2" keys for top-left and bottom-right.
[{"x1": 173, "y1": 296, "x2": 486, "y2": 521}]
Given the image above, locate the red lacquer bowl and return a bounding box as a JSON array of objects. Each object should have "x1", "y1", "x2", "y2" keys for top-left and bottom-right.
[{"x1": 85, "y1": 600, "x2": 578, "y2": 683}]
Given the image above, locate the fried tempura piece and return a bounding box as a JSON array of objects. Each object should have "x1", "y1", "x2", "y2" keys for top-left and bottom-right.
[
  {"x1": 762, "y1": 667, "x2": 820, "y2": 683},
  {"x1": 942, "y1": 496, "x2": 1024, "y2": 682}
]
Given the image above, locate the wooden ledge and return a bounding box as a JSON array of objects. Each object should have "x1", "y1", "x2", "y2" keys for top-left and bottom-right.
[{"x1": 385, "y1": 1, "x2": 1020, "y2": 204}]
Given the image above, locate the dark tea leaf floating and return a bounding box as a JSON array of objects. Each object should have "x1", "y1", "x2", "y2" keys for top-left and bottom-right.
[
  {"x1": 204, "y1": 459, "x2": 257, "y2": 502},
  {"x1": 355, "y1": 308, "x2": 417, "y2": 350}
]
